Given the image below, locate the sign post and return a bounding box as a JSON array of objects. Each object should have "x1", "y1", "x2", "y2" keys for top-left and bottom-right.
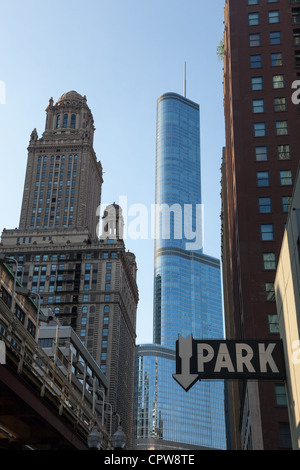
[
  {"x1": 173, "y1": 335, "x2": 286, "y2": 391},
  {"x1": 0, "y1": 340, "x2": 6, "y2": 365}
]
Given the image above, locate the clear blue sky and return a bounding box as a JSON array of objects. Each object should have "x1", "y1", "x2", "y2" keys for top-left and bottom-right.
[{"x1": 0, "y1": 0, "x2": 226, "y2": 344}]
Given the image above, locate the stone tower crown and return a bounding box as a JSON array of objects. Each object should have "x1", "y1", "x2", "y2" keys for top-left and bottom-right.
[{"x1": 43, "y1": 90, "x2": 95, "y2": 144}]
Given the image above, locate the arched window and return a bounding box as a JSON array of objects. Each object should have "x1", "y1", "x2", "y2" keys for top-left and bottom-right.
[
  {"x1": 63, "y1": 114, "x2": 68, "y2": 128},
  {"x1": 104, "y1": 305, "x2": 110, "y2": 313},
  {"x1": 71, "y1": 114, "x2": 76, "y2": 129},
  {"x1": 56, "y1": 115, "x2": 61, "y2": 128},
  {"x1": 82, "y1": 306, "x2": 88, "y2": 314}
]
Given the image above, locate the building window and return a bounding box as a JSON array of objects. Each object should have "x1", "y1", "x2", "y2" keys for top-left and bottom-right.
[
  {"x1": 293, "y1": 28, "x2": 300, "y2": 46},
  {"x1": 250, "y1": 54, "x2": 262, "y2": 68},
  {"x1": 276, "y1": 120, "x2": 288, "y2": 135},
  {"x1": 268, "y1": 314, "x2": 279, "y2": 333},
  {"x1": 259, "y1": 197, "x2": 272, "y2": 213},
  {"x1": 249, "y1": 33, "x2": 261, "y2": 47},
  {"x1": 251, "y1": 76, "x2": 263, "y2": 90},
  {"x1": 270, "y1": 31, "x2": 281, "y2": 45},
  {"x1": 56, "y1": 115, "x2": 61, "y2": 129},
  {"x1": 248, "y1": 0, "x2": 258, "y2": 4},
  {"x1": 263, "y1": 252, "x2": 276, "y2": 270},
  {"x1": 292, "y1": 7, "x2": 300, "y2": 25},
  {"x1": 248, "y1": 12, "x2": 260, "y2": 25},
  {"x1": 278, "y1": 144, "x2": 291, "y2": 160},
  {"x1": 63, "y1": 114, "x2": 68, "y2": 128},
  {"x1": 280, "y1": 170, "x2": 293, "y2": 186},
  {"x1": 255, "y1": 146, "x2": 268, "y2": 161},
  {"x1": 274, "y1": 97, "x2": 286, "y2": 112},
  {"x1": 271, "y1": 52, "x2": 283, "y2": 66},
  {"x1": 104, "y1": 305, "x2": 110, "y2": 313},
  {"x1": 253, "y1": 99, "x2": 264, "y2": 113},
  {"x1": 295, "y1": 50, "x2": 300, "y2": 68},
  {"x1": 261, "y1": 224, "x2": 274, "y2": 241},
  {"x1": 282, "y1": 196, "x2": 292, "y2": 213},
  {"x1": 268, "y1": 10, "x2": 280, "y2": 24},
  {"x1": 278, "y1": 423, "x2": 292, "y2": 449},
  {"x1": 275, "y1": 384, "x2": 288, "y2": 406},
  {"x1": 71, "y1": 114, "x2": 76, "y2": 128},
  {"x1": 257, "y1": 171, "x2": 269, "y2": 187},
  {"x1": 273, "y1": 75, "x2": 284, "y2": 88},
  {"x1": 254, "y1": 122, "x2": 266, "y2": 137},
  {"x1": 265, "y1": 282, "x2": 275, "y2": 301}
]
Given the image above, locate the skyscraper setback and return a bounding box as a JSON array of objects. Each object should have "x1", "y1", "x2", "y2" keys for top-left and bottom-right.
[
  {"x1": 134, "y1": 93, "x2": 227, "y2": 450},
  {"x1": 222, "y1": 0, "x2": 299, "y2": 449}
]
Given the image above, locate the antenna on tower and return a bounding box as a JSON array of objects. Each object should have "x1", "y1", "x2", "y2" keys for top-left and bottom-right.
[{"x1": 184, "y1": 62, "x2": 187, "y2": 98}]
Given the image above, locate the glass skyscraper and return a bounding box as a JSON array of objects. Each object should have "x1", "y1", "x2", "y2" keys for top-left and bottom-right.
[{"x1": 134, "y1": 93, "x2": 227, "y2": 450}]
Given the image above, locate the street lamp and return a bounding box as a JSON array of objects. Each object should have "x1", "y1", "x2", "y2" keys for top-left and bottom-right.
[
  {"x1": 0, "y1": 253, "x2": 18, "y2": 313},
  {"x1": 112, "y1": 423, "x2": 126, "y2": 450},
  {"x1": 87, "y1": 424, "x2": 102, "y2": 450}
]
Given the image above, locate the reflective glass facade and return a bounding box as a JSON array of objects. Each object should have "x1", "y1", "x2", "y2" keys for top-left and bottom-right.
[
  {"x1": 134, "y1": 345, "x2": 226, "y2": 450},
  {"x1": 134, "y1": 93, "x2": 227, "y2": 450},
  {"x1": 155, "y1": 93, "x2": 202, "y2": 254}
]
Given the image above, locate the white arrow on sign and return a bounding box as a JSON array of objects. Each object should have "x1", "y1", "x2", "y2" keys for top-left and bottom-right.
[{"x1": 173, "y1": 334, "x2": 198, "y2": 391}]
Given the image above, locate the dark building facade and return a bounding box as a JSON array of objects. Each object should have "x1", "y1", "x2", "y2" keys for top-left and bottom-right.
[
  {"x1": 221, "y1": 0, "x2": 300, "y2": 449},
  {"x1": 0, "y1": 92, "x2": 138, "y2": 448}
]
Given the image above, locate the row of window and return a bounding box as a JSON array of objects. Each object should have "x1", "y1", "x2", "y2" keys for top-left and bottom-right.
[
  {"x1": 56, "y1": 114, "x2": 76, "y2": 129},
  {"x1": 37, "y1": 154, "x2": 78, "y2": 163},
  {"x1": 250, "y1": 52, "x2": 284, "y2": 68},
  {"x1": 252, "y1": 74, "x2": 285, "y2": 92},
  {"x1": 250, "y1": 53, "x2": 285, "y2": 69},
  {"x1": 248, "y1": 0, "x2": 279, "y2": 4},
  {"x1": 259, "y1": 195, "x2": 291, "y2": 212},
  {"x1": 253, "y1": 120, "x2": 290, "y2": 136},
  {"x1": 248, "y1": 9, "x2": 280, "y2": 26},
  {"x1": 249, "y1": 30, "x2": 281, "y2": 47},
  {"x1": 99, "y1": 262, "x2": 114, "y2": 374},
  {"x1": 17, "y1": 252, "x2": 95, "y2": 262},
  {"x1": 252, "y1": 97, "x2": 287, "y2": 113},
  {"x1": 255, "y1": 144, "x2": 290, "y2": 161},
  {"x1": 257, "y1": 169, "x2": 293, "y2": 186}
]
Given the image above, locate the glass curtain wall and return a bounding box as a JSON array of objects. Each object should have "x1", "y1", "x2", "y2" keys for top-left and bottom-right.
[{"x1": 134, "y1": 93, "x2": 227, "y2": 450}]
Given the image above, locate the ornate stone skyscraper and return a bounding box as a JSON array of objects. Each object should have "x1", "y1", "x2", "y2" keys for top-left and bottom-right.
[
  {"x1": 1, "y1": 92, "x2": 138, "y2": 448},
  {"x1": 19, "y1": 91, "x2": 103, "y2": 239}
]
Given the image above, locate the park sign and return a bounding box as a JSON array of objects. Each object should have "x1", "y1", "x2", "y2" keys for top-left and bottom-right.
[{"x1": 173, "y1": 335, "x2": 286, "y2": 391}]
